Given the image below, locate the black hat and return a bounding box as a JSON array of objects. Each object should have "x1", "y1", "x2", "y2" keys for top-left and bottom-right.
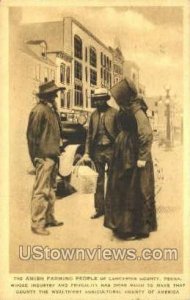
[
  {"x1": 36, "y1": 80, "x2": 65, "y2": 97},
  {"x1": 110, "y1": 77, "x2": 138, "y2": 106}
]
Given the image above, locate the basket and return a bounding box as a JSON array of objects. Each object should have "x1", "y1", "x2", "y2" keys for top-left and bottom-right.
[{"x1": 70, "y1": 159, "x2": 98, "y2": 194}]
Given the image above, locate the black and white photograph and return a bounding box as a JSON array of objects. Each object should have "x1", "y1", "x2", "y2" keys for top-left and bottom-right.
[{"x1": 0, "y1": 1, "x2": 190, "y2": 299}]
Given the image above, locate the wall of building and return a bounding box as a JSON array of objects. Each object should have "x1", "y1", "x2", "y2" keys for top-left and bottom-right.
[
  {"x1": 112, "y1": 48, "x2": 124, "y2": 85},
  {"x1": 68, "y1": 18, "x2": 113, "y2": 113},
  {"x1": 10, "y1": 41, "x2": 56, "y2": 168}
]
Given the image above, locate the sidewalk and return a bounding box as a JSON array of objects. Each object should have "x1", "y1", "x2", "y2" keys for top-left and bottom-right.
[{"x1": 10, "y1": 143, "x2": 183, "y2": 274}]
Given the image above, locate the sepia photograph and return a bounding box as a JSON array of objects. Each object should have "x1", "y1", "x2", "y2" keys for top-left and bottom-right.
[{"x1": 0, "y1": 0, "x2": 190, "y2": 299}]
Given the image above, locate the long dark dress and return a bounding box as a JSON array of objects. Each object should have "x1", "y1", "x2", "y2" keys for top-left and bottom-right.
[{"x1": 104, "y1": 104, "x2": 157, "y2": 237}]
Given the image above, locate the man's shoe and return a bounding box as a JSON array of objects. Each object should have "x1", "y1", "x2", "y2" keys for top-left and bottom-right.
[
  {"x1": 31, "y1": 227, "x2": 50, "y2": 235},
  {"x1": 91, "y1": 212, "x2": 104, "y2": 219},
  {"x1": 46, "y1": 220, "x2": 64, "y2": 227}
]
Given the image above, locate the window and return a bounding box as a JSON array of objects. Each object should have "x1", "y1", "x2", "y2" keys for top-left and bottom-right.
[
  {"x1": 101, "y1": 52, "x2": 103, "y2": 65},
  {"x1": 60, "y1": 64, "x2": 65, "y2": 83},
  {"x1": 74, "y1": 35, "x2": 83, "y2": 59},
  {"x1": 85, "y1": 89, "x2": 88, "y2": 108},
  {"x1": 67, "y1": 90, "x2": 71, "y2": 108},
  {"x1": 101, "y1": 68, "x2": 103, "y2": 79},
  {"x1": 104, "y1": 55, "x2": 106, "y2": 67},
  {"x1": 85, "y1": 47, "x2": 88, "y2": 62},
  {"x1": 106, "y1": 57, "x2": 109, "y2": 67},
  {"x1": 90, "y1": 69, "x2": 97, "y2": 86},
  {"x1": 85, "y1": 66, "x2": 88, "y2": 82},
  {"x1": 90, "y1": 47, "x2": 97, "y2": 67},
  {"x1": 60, "y1": 90, "x2": 66, "y2": 108},
  {"x1": 66, "y1": 66, "x2": 70, "y2": 84},
  {"x1": 114, "y1": 64, "x2": 122, "y2": 75},
  {"x1": 74, "y1": 60, "x2": 82, "y2": 81},
  {"x1": 104, "y1": 69, "x2": 106, "y2": 83},
  {"x1": 107, "y1": 71, "x2": 109, "y2": 84},
  {"x1": 74, "y1": 84, "x2": 83, "y2": 107}
]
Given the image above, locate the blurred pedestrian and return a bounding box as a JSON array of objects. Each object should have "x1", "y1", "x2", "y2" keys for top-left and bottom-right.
[{"x1": 27, "y1": 80, "x2": 64, "y2": 235}]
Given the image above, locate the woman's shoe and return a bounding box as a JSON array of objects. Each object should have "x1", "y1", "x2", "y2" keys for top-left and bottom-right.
[{"x1": 135, "y1": 233, "x2": 150, "y2": 239}]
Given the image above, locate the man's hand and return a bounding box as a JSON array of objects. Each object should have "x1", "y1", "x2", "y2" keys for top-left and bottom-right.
[
  {"x1": 82, "y1": 153, "x2": 91, "y2": 162},
  {"x1": 137, "y1": 160, "x2": 146, "y2": 168}
]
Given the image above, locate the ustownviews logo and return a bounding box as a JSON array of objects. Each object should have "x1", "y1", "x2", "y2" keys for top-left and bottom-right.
[{"x1": 19, "y1": 245, "x2": 178, "y2": 261}]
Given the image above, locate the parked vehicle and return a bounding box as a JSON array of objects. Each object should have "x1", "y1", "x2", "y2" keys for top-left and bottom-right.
[{"x1": 56, "y1": 112, "x2": 88, "y2": 198}]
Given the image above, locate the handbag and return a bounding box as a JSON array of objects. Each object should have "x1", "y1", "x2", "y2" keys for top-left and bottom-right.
[{"x1": 70, "y1": 159, "x2": 98, "y2": 194}]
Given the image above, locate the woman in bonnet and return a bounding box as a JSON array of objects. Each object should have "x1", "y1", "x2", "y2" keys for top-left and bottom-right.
[{"x1": 104, "y1": 78, "x2": 157, "y2": 240}]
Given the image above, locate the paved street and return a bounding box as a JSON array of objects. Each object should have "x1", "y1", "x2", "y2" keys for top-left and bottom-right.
[{"x1": 10, "y1": 142, "x2": 183, "y2": 274}]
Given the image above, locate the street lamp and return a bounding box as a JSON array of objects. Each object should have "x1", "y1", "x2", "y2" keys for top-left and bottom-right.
[{"x1": 164, "y1": 85, "x2": 172, "y2": 150}]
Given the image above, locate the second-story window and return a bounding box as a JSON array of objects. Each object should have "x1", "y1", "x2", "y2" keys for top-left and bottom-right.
[
  {"x1": 85, "y1": 47, "x2": 88, "y2": 62},
  {"x1": 101, "y1": 52, "x2": 103, "y2": 65},
  {"x1": 60, "y1": 90, "x2": 66, "y2": 108},
  {"x1": 60, "y1": 63, "x2": 65, "y2": 83},
  {"x1": 74, "y1": 84, "x2": 83, "y2": 107},
  {"x1": 74, "y1": 35, "x2": 83, "y2": 59},
  {"x1": 67, "y1": 90, "x2": 71, "y2": 108},
  {"x1": 90, "y1": 47, "x2": 97, "y2": 67},
  {"x1": 74, "y1": 60, "x2": 82, "y2": 81},
  {"x1": 101, "y1": 67, "x2": 103, "y2": 79},
  {"x1": 90, "y1": 69, "x2": 97, "y2": 86},
  {"x1": 85, "y1": 66, "x2": 88, "y2": 82},
  {"x1": 106, "y1": 57, "x2": 109, "y2": 68},
  {"x1": 66, "y1": 66, "x2": 70, "y2": 84},
  {"x1": 103, "y1": 54, "x2": 106, "y2": 67}
]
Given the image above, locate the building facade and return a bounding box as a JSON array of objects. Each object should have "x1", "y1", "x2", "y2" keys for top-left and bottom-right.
[
  {"x1": 47, "y1": 51, "x2": 73, "y2": 114},
  {"x1": 11, "y1": 38, "x2": 57, "y2": 166},
  {"x1": 110, "y1": 47, "x2": 124, "y2": 85},
  {"x1": 62, "y1": 17, "x2": 113, "y2": 118},
  {"x1": 20, "y1": 18, "x2": 114, "y2": 120}
]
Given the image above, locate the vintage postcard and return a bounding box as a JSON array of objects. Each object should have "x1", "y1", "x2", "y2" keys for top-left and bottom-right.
[{"x1": 0, "y1": 0, "x2": 190, "y2": 299}]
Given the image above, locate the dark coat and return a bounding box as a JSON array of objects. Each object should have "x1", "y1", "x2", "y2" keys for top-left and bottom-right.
[
  {"x1": 27, "y1": 102, "x2": 61, "y2": 163},
  {"x1": 85, "y1": 106, "x2": 119, "y2": 155},
  {"x1": 131, "y1": 102, "x2": 153, "y2": 162},
  {"x1": 104, "y1": 104, "x2": 157, "y2": 235}
]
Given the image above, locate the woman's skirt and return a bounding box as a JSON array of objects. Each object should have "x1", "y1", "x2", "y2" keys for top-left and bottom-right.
[{"x1": 104, "y1": 160, "x2": 157, "y2": 236}]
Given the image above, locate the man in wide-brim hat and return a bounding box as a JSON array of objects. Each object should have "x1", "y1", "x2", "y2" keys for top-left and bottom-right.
[
  {"x1": 27, "y1": 80, "x2": 65, "y2": 235},
  {"x1": 83, "y1": 88, "x2": 120, "y2": 219}
]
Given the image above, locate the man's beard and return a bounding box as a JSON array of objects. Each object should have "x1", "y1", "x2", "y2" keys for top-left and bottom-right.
[{"x1": 97, "y1": 103, "x2": 109, "y2": 112}]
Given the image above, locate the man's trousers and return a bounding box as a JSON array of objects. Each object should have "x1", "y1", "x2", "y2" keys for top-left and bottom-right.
[
  {"x1": 31, "y1": 157, "x2": 58, "y2": 229},
  {"x1": 92, "y1": 145, "x2": 113, "y2": 215}
]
